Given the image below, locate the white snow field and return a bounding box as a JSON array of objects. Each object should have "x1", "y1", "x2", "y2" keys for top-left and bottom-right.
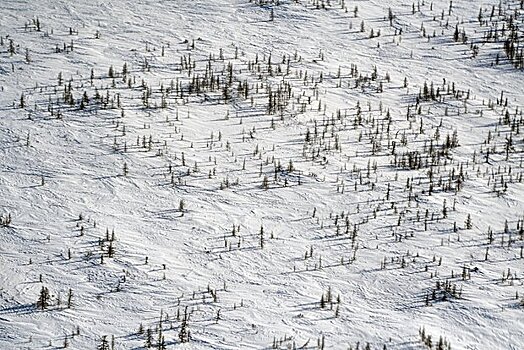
[{"x1": 0, "y1": 0, "x2": 523, "y2": 349}]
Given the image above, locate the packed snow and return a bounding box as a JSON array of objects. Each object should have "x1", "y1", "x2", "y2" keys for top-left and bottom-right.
[{"x1": 0, "y1": 0, "x2": 523, "y2": 349}]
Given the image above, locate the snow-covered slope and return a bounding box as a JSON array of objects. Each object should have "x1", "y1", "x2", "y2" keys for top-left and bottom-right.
[{"x1": 0, "y1": 0, "x2": 523, "y2": 349}]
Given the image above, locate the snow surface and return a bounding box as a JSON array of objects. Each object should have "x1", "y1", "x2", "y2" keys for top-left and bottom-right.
[{"x1": 0, "y1": 0, "x2": 523, "y2": 349}]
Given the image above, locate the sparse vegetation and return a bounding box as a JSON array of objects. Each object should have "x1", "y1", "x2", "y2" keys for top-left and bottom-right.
[{"x1": 0, "y1": 0, "x2": 522, "y2": 348}]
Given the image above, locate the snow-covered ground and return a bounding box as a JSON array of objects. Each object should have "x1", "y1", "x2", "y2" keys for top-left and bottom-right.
[{"x1": 0, "y1": 0, "x2": 523, "y2": 349}]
